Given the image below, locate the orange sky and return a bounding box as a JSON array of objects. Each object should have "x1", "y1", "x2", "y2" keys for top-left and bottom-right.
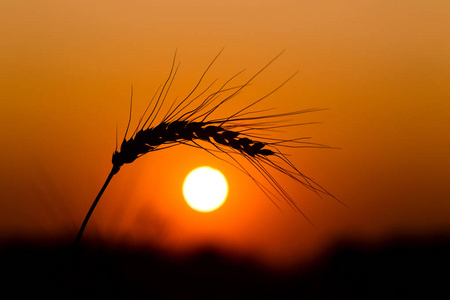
[{"x1": 1, "y1": 0, "x2": 450, "y2": 268}]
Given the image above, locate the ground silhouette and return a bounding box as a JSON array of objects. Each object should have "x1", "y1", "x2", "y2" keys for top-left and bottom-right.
[{"x1": 1, "y1": 233, "x2": 448, "y2": 299}]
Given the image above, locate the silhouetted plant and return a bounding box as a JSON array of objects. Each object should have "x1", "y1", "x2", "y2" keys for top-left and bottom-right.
[{"x1": 75, "y1": 50, "x2": 341, "y2": 245}]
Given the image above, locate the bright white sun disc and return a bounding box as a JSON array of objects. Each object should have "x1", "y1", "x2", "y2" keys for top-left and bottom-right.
[{"x1": 183, "y1": 166, "x2": 228, "y2": 212}]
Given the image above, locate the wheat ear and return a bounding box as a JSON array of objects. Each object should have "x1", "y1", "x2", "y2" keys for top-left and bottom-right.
[{"x1": 75, "y1": 50, "x2": 340, "y2": 245}]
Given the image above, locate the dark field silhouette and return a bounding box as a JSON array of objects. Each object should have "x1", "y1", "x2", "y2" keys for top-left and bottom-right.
[{"x1": 1, "y1": 233, "x2": 448, "y2": 299}]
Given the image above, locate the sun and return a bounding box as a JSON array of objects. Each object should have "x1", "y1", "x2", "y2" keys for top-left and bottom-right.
[{"x1": 183, "y1": 166, "x2": 228, "y2": 212}]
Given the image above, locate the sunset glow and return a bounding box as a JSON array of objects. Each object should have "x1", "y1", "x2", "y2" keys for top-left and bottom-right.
[{"x1": 1, "y1": 0, "x2": 449, "y2": 273}]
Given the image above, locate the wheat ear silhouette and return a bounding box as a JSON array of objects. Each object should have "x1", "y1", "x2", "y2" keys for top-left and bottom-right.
[{"x1": 75, "y1": 50, "x2": 341, "y2": 245}]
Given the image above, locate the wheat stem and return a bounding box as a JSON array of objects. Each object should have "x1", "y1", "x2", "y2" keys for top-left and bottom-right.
[{"x1": 75, "y1": 165, "x2": 120, "y2": 245}]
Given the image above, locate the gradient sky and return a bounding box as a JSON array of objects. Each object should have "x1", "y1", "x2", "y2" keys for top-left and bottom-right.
[{"x1": 1, "y1": 0, "x2": 449, "y2": 268}]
